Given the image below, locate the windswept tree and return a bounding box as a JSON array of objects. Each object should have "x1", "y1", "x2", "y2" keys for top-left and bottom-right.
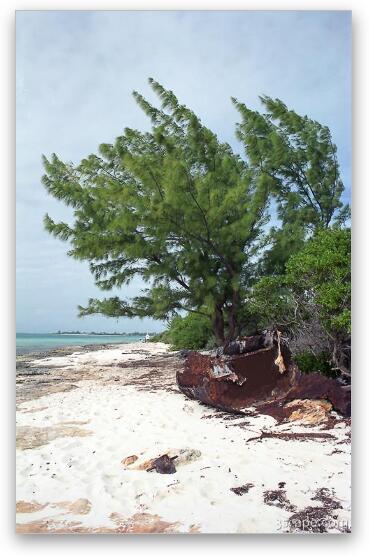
[
  {"x1": 42, "y1": 79, "x2": 269, "y2": 345},
  {"x1": 42, "y1": 80, "x2": 348, "y2": 348},
  {"x1": 233, "y1": 96, "x2": 350, "y2": 273},
  {"x1": 231, "y1": 96, "x2": 351, "y2": 372}
]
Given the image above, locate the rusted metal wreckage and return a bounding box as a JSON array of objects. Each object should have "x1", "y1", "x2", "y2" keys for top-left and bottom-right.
[{"x1": 176, "y1": 331, "x2": 351, "y2": 418}]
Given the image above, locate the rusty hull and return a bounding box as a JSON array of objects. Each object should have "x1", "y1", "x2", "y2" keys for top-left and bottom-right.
[
  {"x1": 177, "y1": 338, "x2": 298, "y2": 412},
  {"x1": 176, "y1": 334, "x2": 350, "y2": 417},
  {"x1": 285, "y1": 373, "x2": 351, "y2": 417}
]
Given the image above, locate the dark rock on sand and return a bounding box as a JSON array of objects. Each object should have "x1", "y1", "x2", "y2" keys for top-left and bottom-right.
[{"x1": 147, "y1": 455, "x2": 177, "y2": 474}]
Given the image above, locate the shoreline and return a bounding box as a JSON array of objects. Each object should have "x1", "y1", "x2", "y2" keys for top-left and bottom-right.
[
  {"x1": 16, "y1": 342, "x2": 351, "y2": 534},
  {"x1": 16, "y1": 335, "x2": 148, "y2": 359},
  {"x1": 17, "y1": 341, "x2": 139, "y2": 362}
]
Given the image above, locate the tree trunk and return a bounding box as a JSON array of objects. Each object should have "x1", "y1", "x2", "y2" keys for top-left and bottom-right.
[
  {"x1": 213, "y1": 304, "x2": 225, "y2": 346},
  {"x1": 225, "y1": 306, "x2": 237, "y2": 345},
  {"x1": 332, "y1": 336, "x2": 351, "y2": 380},
  {"x1": 224, "y1": 290, "x2": 240, "y2": 345}
]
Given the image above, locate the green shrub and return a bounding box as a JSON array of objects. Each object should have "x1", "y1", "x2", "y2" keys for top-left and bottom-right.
[
  {"x1": 148, "y1": 330, "x2": 171, "y2": 343},
  {"x1": 294, "y1": 351, "x2": 339, "y2": 379},
  {"x1": 167, "y1": 314, "x2": 213, "y2": 350},
  {"x1": 285, "y1": 228, "x2": 351, "y2": 336}
]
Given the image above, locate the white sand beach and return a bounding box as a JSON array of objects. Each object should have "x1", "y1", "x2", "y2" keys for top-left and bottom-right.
[{"x1": 16, "y1": 342, "x2": 351, "y2": 534}]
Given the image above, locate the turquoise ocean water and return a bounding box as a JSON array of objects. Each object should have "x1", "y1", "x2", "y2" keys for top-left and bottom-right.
[{"x1": 16, "y1": 333, "x2": 145, "y2": 355}]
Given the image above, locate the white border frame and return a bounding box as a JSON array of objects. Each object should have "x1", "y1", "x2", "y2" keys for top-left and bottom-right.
[{"x1": 2, "y1": 1, "x2": 366, "y2": 553}]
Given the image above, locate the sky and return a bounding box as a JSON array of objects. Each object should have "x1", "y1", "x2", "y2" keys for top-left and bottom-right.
[{"x1": 16, "y1": 10, "x2": 351, "y2": 333}]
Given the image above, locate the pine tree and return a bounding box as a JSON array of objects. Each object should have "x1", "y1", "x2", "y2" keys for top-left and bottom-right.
[
  {"x1": 233, "y1": 96, "x2": 350, "y2": 273},
  {"x1": 42, "y1": 82, "x2": 348, "y2": 347},
  {"x1": 42, "y1": 79, "x2": 269, "y2": 345}
]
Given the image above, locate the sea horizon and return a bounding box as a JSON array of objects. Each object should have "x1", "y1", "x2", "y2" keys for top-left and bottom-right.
[
  {"x1": 16, "y1": 331, "x2": 152, "y2": 355},
  {"x1": 17, "y1": 331, "x2": 155, "y2": 335}
]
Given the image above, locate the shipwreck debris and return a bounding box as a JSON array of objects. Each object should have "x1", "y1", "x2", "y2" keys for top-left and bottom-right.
[
  {"x1": 177, "y1": 332, "x2": 296, "y2": 412},
  {"x1": 274, "y1": 330, "x2": 287, "y2": 374},
  {"x1": 284, "y1": 399, "x2": 333, "y2": 425},
  {"x1": 285, "y1": 373, "x2": 350, "y2": 417},
  {"x1": 176, "y1": 332, "x2": 351, "y2": 418}
]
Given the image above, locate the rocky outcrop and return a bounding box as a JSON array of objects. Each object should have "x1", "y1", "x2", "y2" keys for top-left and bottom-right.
[{"x1": 176, "y1": 332, "x2": 351, "y2": 418}]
